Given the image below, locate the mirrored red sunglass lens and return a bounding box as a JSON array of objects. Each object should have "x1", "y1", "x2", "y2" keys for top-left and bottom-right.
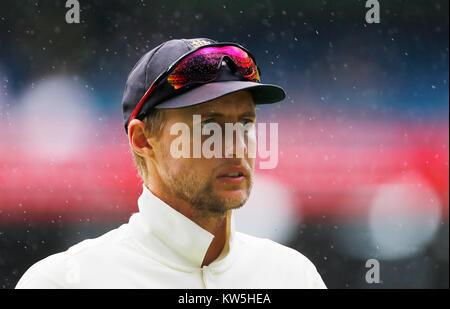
[
  {"x1": 211, "y1": 47, "x2": 259, "y2": 81},
  {"x1": 167, "y1": 46, "x2": 259, "y2": 89},
  {"x1": 168, "y1": 54, "x2": 220, "y2": 89}
]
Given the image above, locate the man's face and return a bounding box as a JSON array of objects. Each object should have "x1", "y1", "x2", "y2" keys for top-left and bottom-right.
[{"x1": 153, "y1": 90, "x2": 256, "y2": 220}]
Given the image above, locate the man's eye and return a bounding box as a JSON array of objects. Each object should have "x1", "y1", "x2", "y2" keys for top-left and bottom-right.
[
  {"x1": 201, "y1": 119, "x2": 215, "y2": 126},
  {"x1": 240, "y1": 119, "x2": 254, "y2": 126}
]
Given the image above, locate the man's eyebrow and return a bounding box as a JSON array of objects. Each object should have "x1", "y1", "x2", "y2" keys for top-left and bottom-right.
[
  {"x1": 201, "y1": 112, "x2": 223, "y2": 118},
  {"x1": 240, "y1": 111, "x2": 256, "y2": 118}
]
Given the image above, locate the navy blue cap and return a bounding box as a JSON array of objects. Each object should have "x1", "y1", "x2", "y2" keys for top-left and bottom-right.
[{"x1": 121, "y1": 38, "x2": 286, "y2": 134}]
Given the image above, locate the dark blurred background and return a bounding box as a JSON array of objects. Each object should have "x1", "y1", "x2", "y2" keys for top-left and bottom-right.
[{"x1": 0, "y1": 0, "x2": 448, "y2": 288}]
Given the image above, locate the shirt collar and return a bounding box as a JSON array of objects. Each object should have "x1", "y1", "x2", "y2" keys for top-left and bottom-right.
[{"x1": 131, "y1": 184, "x2": 236, "y2": 269}]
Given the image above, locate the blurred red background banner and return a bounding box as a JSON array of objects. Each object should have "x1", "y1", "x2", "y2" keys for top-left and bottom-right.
[{"x1": 1, "y1": 118, "x2": 448, "y2": 224}]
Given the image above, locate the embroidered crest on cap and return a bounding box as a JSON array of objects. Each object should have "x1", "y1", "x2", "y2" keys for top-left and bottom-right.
[{"x1": 187, "y1": 39, "x2": 215, "y2": 49}]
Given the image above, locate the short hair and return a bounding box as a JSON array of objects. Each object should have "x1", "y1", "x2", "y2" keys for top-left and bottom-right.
[{"x1": 131, "y1": 109, "x2": 166, "y2": 184}]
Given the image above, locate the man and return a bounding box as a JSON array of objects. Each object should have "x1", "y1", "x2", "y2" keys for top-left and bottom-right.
[{"x1": 16, "y1": 38, "x2": 326, "y2": 288}]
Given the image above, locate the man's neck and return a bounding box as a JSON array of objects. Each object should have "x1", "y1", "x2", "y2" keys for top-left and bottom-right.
[
  {"x1": 144, "y1": 184, "x2": 231, "y2": 267},
  {"x1": 201, "y1": 211, "x2": 231, "y2": 267}
]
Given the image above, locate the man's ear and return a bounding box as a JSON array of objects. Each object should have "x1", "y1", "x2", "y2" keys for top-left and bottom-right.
[{"x1": 128, "y1": 119, "x2": 154, "y2": 157}]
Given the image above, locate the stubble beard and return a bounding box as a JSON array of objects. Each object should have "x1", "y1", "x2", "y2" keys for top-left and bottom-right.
[{"x1": 160, "y1": 163, "x2": 253, "y2": 222}]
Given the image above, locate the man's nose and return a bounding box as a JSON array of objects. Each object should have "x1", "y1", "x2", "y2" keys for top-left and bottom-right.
[{"x1": 224, "y1": 125, "x2": 249, "y2": 159}]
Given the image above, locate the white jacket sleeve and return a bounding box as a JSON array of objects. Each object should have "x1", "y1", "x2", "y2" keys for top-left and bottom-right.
[
  {"x1": 310, "y1": 267, "x2": 327, "y2": 289},
  {"x1": 15, "y1": 268, "x2": 64, "y2": 289},
  {"x1": 15, "y1": 252, "x2": 70, "y2": 289}
]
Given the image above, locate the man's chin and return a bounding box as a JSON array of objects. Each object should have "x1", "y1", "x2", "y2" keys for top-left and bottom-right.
[{"x1": 215, "y1": 188, "x2": 249, "y2": 209}]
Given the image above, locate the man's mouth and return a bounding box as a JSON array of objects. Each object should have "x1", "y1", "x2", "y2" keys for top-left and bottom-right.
[
  {"x1": 217, "y1": 172, "x2": 244, "y2": 178},
  {"x1": 216, "y1": 166, "x2": 248, "y2": 184}
]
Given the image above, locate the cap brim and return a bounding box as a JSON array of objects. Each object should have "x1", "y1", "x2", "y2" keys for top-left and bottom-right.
[{"x1": 154, "y1": 81, "x2": 286, "y2": 109}]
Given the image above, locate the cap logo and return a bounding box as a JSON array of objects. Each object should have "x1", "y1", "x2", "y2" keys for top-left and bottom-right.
[{"x1": 187, "y1": 39, "x2": 215, "y2": 49}]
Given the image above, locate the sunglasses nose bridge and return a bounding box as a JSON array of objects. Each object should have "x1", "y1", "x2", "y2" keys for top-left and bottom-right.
[{"x1": 219, "y1": 55, "x2": 239, "y2": 73}]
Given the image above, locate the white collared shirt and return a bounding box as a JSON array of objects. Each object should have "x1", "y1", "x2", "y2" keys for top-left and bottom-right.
[{"x1": 16, "y1": 185, "x2": 326, "y2": 289}]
